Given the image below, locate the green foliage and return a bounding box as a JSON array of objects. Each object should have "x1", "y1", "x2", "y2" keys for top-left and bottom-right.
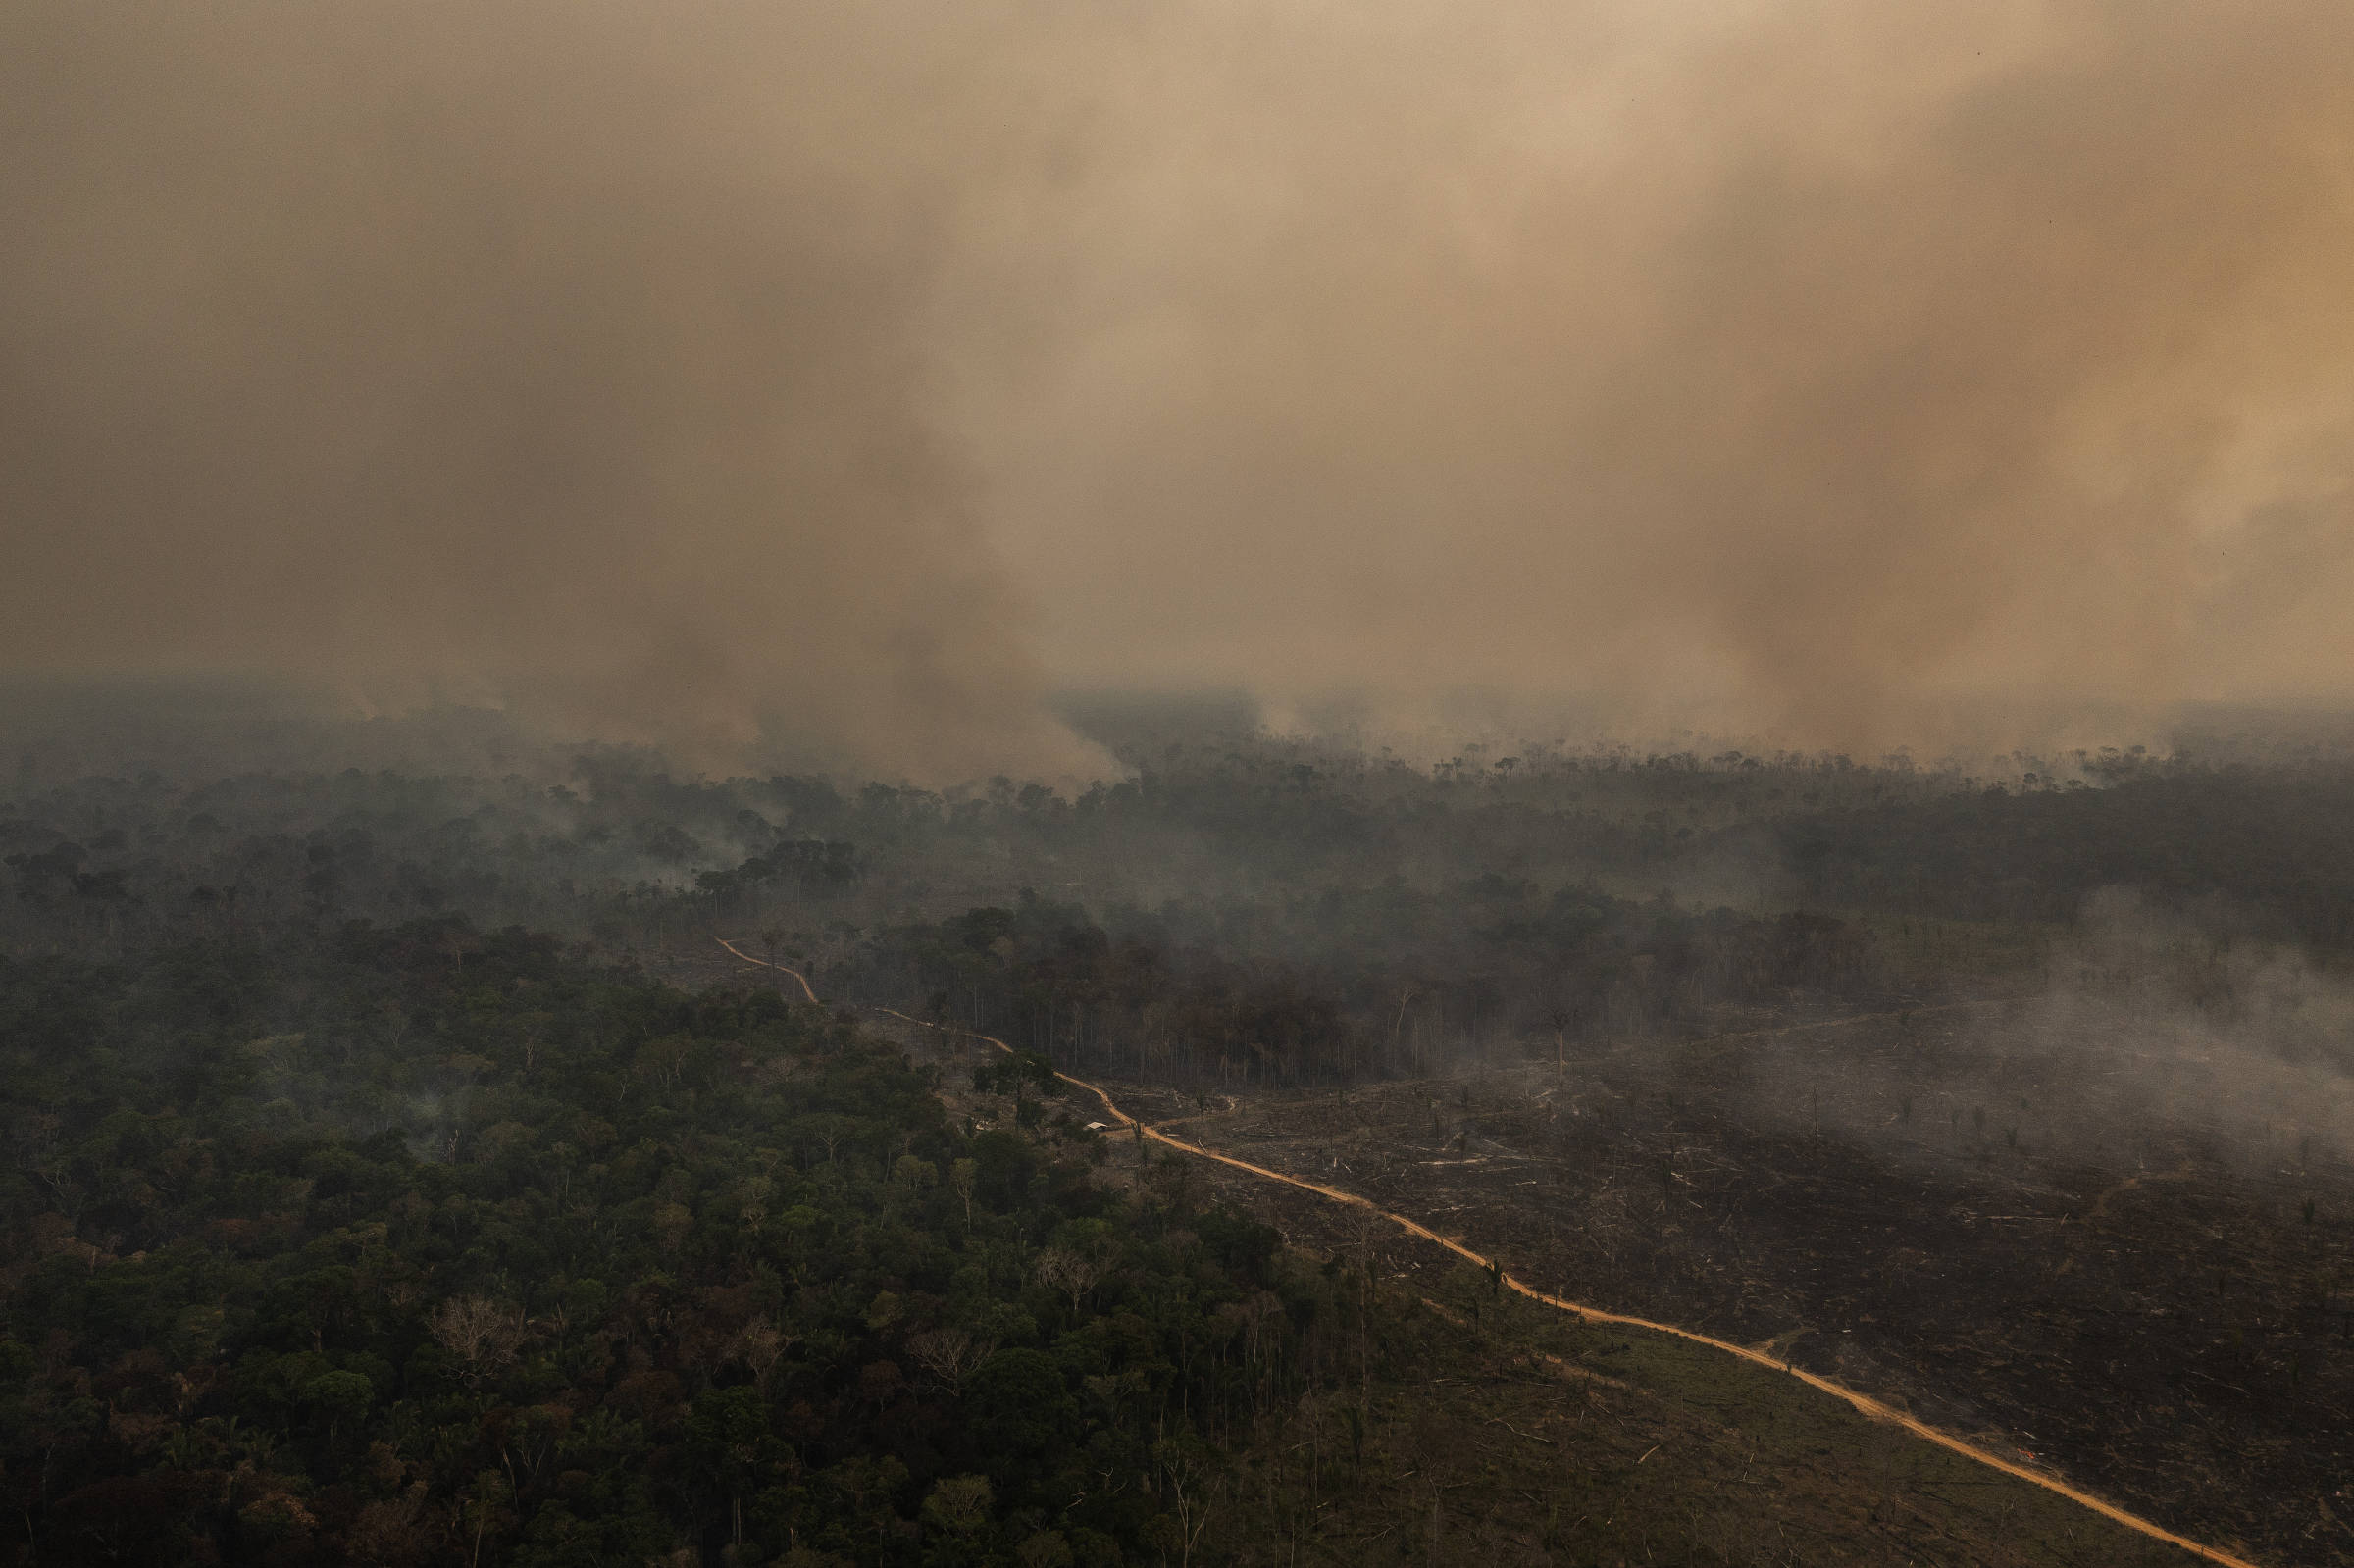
[{"x1": 0, "y1": 920, "x2": 1377, "y2": 1565}]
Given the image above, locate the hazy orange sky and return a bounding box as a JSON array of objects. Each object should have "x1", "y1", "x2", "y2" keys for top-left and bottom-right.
[{"x1": 6, "y1": 1, "x2": 2351, "y2": 776}]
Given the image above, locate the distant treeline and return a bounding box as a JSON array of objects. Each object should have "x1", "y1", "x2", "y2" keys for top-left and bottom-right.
[
  {"x1": 8, "y1": 743, "x2": 2354, "y2": 975},
  {"x1": 1779, "y1": 764, "x2": 2354, "y2": 951}
]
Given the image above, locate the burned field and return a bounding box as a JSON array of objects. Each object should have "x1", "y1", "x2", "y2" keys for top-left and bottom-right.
[
  {"x1": 1063, "y1": 1003, "x2": 2354, "y2": 1567},
  {"x1": 852, "y1": 1007, "x2": 2224, "y2": 1567}
]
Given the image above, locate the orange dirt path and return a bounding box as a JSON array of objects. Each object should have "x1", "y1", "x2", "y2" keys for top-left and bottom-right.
[
  {"x1": 718, "y1": 938, "x2": 2262, "y2": 1568},
  {"x1": 715, "y1": 936, "x2": 820, "y2": 1005}
]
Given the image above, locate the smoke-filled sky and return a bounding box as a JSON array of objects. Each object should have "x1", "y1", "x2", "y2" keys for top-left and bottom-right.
[{"x1": 6, "y1": 1, "x2": 2352, "y2": 777}]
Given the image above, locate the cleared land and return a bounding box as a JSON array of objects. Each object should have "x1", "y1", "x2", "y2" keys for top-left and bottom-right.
[
  {"x1": 1041, "y1": 1007, "x2": 2351, "y2": 1567},
  {"x1": 710, "y1": 940, "x2": 2333, "y2": 1565}
]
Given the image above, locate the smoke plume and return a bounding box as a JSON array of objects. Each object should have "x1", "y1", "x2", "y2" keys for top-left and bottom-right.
[
  {"x1": 954, "y1": 0, "x2": 2354, "y2": 748},
  {"x1": 6, "y1": 2, "x2": 2352, "y2": 768},
  {"x1": 0, "y1": 2, "x2": 1103, "y2": 782}
]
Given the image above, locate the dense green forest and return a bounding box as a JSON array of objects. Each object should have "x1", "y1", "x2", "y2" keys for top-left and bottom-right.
[{"x1": 0, "y1": 922, "x2": 1366, "y2": 1565}]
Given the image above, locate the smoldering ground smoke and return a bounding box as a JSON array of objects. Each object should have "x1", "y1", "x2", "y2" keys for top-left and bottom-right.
[{"x1": 7, "y1": 2, "x2": 2354, "y2": 770}]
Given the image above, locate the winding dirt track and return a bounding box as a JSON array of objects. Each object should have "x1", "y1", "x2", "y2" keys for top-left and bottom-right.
[
  {"x1": 718, "y1": 937, "x2": 2261, "y2": 1568},
  {"x1": 717, "y1": 937, "x2": 821, "y2": 1004}
]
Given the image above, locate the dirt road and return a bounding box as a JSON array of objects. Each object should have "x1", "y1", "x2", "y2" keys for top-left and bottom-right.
[
  {"x1": 720, "y1": 937, "x2": 2263, "y2": 1568},
  {"x1": 714, "y1": 936, "x2": 820, "y2": 1004}
]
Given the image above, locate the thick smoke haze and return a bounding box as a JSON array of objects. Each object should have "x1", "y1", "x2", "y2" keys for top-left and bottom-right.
[
  {"x1": 6, "y1": 1, "x2": 2353, "y2": 772},
  {"x1": 960, "y1": 0, "x2": 2354, "y2": 748},
  {"x1": 1, "y1": 2, "x2": 1105, "y2": 782}
]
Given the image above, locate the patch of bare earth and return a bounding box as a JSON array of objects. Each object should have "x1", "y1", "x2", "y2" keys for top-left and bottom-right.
[{"x1": 1063, "y1": 1009, "x2": 2350, "y2": 1566}]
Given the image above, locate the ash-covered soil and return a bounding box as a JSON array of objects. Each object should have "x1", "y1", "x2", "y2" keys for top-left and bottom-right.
[{"x1": 1068, "y1": 1004, "x2": 2353, "y2": 1566}]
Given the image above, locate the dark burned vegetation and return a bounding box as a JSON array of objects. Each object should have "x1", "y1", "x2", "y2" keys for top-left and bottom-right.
[
  {"x1": 7, "y1": 723, "x2": 2354, "y2": 1563},
  {"x1": 852, "y1": 887, "x2": 1883, "y2": 1089}
]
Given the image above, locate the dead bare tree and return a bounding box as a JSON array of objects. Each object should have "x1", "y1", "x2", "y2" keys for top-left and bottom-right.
[
  {"x1": 736, "y1": 1317, "x2": 798, "y2": 1395},
  {"x1": 1034, "y1": 1246, "x2": 1101, "y2": 1313},
  {"x1": 906, "y1": 1326, "x2": 995, "y2": 1394},
  {"x1": 429, "y1": 1296, "x2": 528, "y2": 1390},
  {"x1": 950, "y1": 1158, "x2": 977, "y2": 1223}
]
